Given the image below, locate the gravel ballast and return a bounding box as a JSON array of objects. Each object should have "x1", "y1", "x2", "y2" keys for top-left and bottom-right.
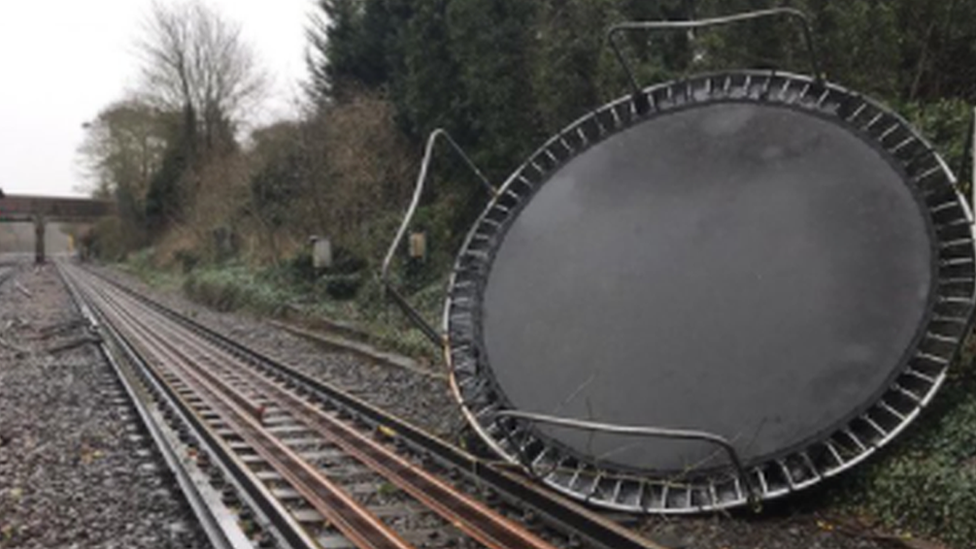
[{"x1": 0, "y1": 264, "x2": 210, "y2": 549}]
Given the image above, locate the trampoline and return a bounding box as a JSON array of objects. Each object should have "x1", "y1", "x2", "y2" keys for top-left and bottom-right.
[
  {"x1": 442, "y1": 71, "x2": 976, "y2": 512},
  {"x1": 381, "y1": 10, "x2": 976, "y2": 513}
]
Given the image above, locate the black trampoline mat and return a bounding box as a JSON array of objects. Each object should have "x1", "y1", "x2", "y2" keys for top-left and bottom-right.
[{"x1": 482, "y1": 102, "x2": 934, "y2": 472}]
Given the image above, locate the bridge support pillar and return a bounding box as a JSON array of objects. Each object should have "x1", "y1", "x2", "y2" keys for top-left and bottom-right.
[{"x1": 34, "y1": 214, "x2": 45, "y2": 264}]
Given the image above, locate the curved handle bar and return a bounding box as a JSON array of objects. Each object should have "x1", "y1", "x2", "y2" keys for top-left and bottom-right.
[
  {"x1": 380, "y1": 129, "x2": 497, "y2": 346},
  {"x1": 494, "y1": 409, "x2": 761, "y2": 508},
  {"x1": 608, "y1": 8, "x2": 823, "y2": 104}
]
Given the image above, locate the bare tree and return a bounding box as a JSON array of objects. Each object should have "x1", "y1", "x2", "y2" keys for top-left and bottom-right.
[{"x1": 136, "y1": 0, "x2": 268, "y2": 151}]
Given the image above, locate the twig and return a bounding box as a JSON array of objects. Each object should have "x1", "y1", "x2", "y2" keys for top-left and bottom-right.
[
  {"x1": 13, "y1": 281, "x2": 32, "y2": 299},
  {"x1": 30, "y1": 319, "x2": 86, "y2": 340},
  {"x1": 47, "y1": 335, "x2": 101, "y2": 355}
]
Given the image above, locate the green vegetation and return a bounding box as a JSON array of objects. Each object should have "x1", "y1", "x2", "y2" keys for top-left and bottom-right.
[
  {"x1": 121, "y1": 251, "x2": 446, "y2": 362},
  {"x1": 830, "y1": 341, "x2": 976, "y2": 547},
  {"x1": 80, "y1": 1, "x2": 976, "y2": 546}
]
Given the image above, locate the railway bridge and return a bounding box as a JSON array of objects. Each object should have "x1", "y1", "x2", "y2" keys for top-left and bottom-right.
[{"x1": 0, "y1": 192, "x2": 114, "y2": 262}]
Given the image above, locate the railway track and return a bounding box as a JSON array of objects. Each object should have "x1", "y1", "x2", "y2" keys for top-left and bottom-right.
[{"x1": 58, "y1": 261, "x2": 665, "y2": 549}]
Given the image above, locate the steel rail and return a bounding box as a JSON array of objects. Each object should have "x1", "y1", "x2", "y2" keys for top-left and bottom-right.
[
  {"x1": 74, "y1": 266, "x2": 414, "y2": 549},
  {"x1": 56, "y1": 265, "x2": 247, "y2": 549},
  {"x1": 124, "y1": 296, "x2": 560, "y2": 549},
  {"x1": 80, "y1": 264, "x2": 561, "y2": 549},
  {"x1": 74, "y1": 264, "x2": 669, "y2": 549},
  {"x1": 63, "y1": 265, "x2": 321, "y2": 549}
]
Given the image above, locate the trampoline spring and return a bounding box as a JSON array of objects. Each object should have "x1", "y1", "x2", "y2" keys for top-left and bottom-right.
[
  {"x1": 930, "y1": 201, "x2": 958, "y2": 213},
  {"x1": 798, "y1": 82, "x2": 812, "y2": 100},
  {"x1": 568, "y1": 467, "x2": 584, "y2": 490},
  {"x1": 543, "y1": 148, "x2": 559, "y2": 165},
  {"x1": 516, "y1": 174, "x2": 535, "y2": 189},
  {"x1": 585, "y1": 474, "x2": 605, "y2": 501},
  {"x1": 925, "y1": 330, "x2": 961, "y2": 343},
  {"x1": 915, "y1": 351, "x2": 949, "y2": 365},
  {"x1": 611, "y1": 479, "x2": 624, "y2": 502},
  {"x1": 843, "y1": 429, "x2": 868, "y2": 451},
  {"x1": 824, "y1": 441, "x2": 845, "y2": 466},
  {"x1": 915, "y1": 166, "x2": 943, "y2": 182},
  {"x1": 635, "y1": 481, "x2": 648, "y2": 510},
  {"x1": 776, "y1": 460, "x2": 796, "y2": 489},
  {"x1": 892, "y1": 384, "x2": 923, "y2": 404},
  {"x1": 628, "y1": 97, "x2": 641, "y2": 117},
  {"x1": 936, "y1": 218, "x2": 972, "y2": 230},
  {"x1": 846, "y1": 102, "x2": 868, "y2": 122},
  {"x1": 593, "y1": 114, "x2": 609, "y2": 136},
  {"x1": 815, "y1": 89, "x2": 831, "y2": 107},
  {"x1": 903, "y1": 368, "x2": 937, "y2": 384},
  {"x1": 937, "y1": 277, "x2": 976, "y2": 286},
  {"x1": 890, "y1": 136, "x2": 917, "y2": 154},
  {"x1": 558, "y1": 136, "x2": 575, "y2": 156},
  {"x1": 931, "y1": 315, "x2": 969, "y2": 326},
  {"x1": 903, "y1": 151, "x2": 932, "y2": 171},
  {"x1": 462, "y1": 249, "x2": 490, "y2": 261},
  {"x1": 801, "y1": 452, "x2": 822, "y2": 480},
  {"x1": 879, "y1": 124, "x2": 900, "y2": 141},
  {"x1": 575, "y1": 126, "x2": 589, "y2": 147},
  {"x1": 861, "y1": 415, "x2": 889, "y2": 439},
  {"x1": 610, "y1": 104, "x2": 623, "y2": 128},
  {"x1": 939, "y1": 295, "x2": 975, "y2": 305},
  {"x1": 456, "y1": 376, "x2": 479, "y2": 391},
  {"x1": 878, "y1": 401, "x2": 907, "y2": 422},
  {"x1": 474, "y1": 404, "x2": 499, "y2": 420},
  {"x1": 863, "y1": 112, "x2": 885, "y2": 130},
  {"x1": 732, "y1": 476, "x2": 744, "y2": 501},
  {"x1": 530, "y1": 447, "x2": 550, "y2": 468},
  {"x1": 939, "y1": 238, "x2": 973, "y2": 249},
  {"x1": 778, "y1": 78, "x2": 791, "y2": 100},
  {"x1": 755, "y1": 469, "x2": 770, "y2": 494}
]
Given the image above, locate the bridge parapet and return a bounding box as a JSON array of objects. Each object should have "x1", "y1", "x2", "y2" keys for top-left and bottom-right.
[
  {"x1": 0, "y1": 194, "x2": 115, "y2": 221},
  {"x1": 0, "y1": 194, "x2": 114, "y2": 262}
]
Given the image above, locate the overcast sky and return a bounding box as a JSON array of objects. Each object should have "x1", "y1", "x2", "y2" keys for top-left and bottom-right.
[{"x1": 0, "y1": 1, "x2": 315, "y2": 198}]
